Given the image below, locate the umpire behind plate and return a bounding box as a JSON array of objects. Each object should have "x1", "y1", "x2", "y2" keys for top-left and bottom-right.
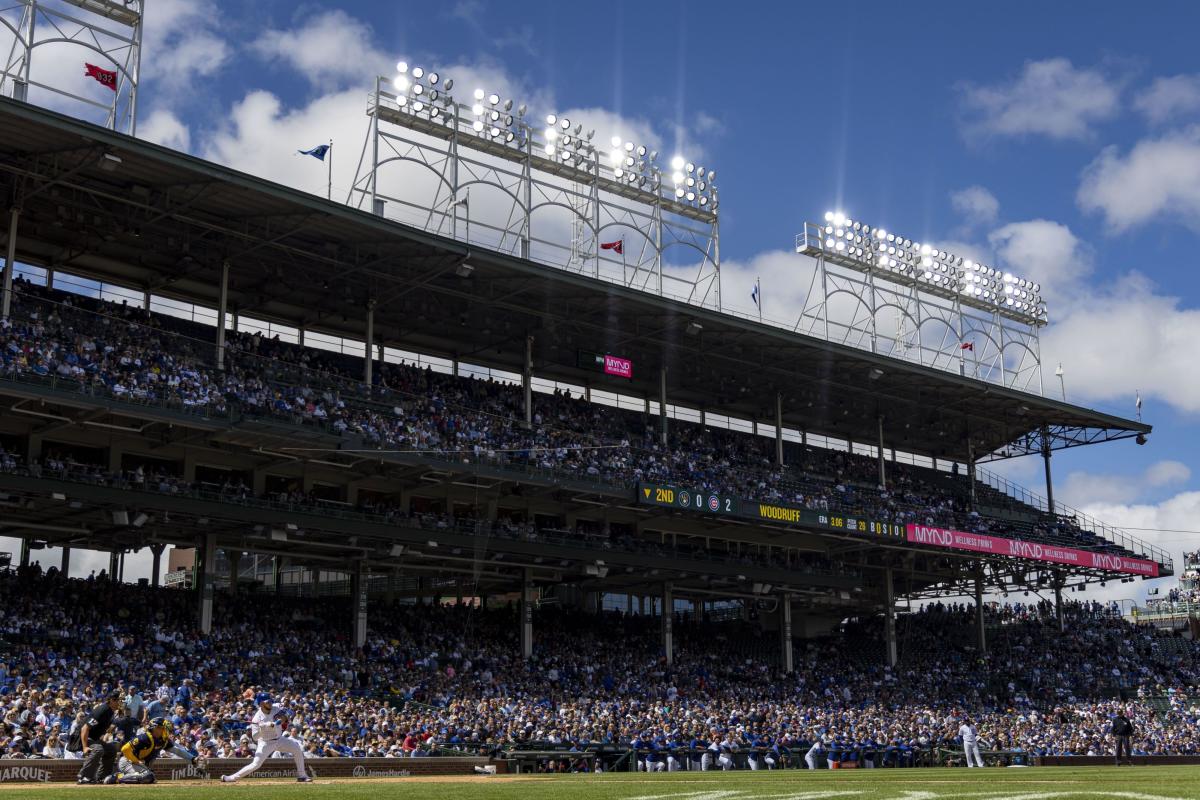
[
  {"x1": 69, "y1": 689, "x2": 122, "y2": 784},
  {"x1": 109, "y1": 717, "x2": 204, "y2": 784}
]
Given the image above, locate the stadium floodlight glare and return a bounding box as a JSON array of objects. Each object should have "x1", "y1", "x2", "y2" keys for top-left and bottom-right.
[
  {"x1": 375, "y1": 62, "x2": 719, "y2": 218},
  {"x1": 798, "y1": 210, "x2": 1047, "y2": 323}
]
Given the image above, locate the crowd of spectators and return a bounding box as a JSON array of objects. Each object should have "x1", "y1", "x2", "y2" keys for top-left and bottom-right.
[
  {"x1": 0, "y1": 280, "x2": 1142, "y2": 563},
  {"x1": 1, "y1": 567, "x2": 1199, "y2": 769}
]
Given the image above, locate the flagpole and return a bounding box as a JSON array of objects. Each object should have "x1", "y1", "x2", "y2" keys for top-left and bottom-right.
[
  {"x1": 327, "y1": 139, "x2": 333, "y2": 201},
  {"x1": 757, "y1": 277, "x2": 762, "y2": 323}
]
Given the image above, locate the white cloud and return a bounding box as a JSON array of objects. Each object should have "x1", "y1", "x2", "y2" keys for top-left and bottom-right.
[
  {"x1": 1078, "y1": 490, "x2": 1200, "y2": 602},
  {"x1": 988, "y1": 219, "x2": 1091, "y2": 300},
  {"x1": 958, "y1": 58, "x2": 1121, "y2": 141},
  {"x1": 251, "y1": 9, "x2": 392, "y2": 89},
  {"x1": 1061, "y1": 460, "x2": 1190, "y2": 507},
  {"x1": 950, "y1": 185, "x2": 999, "y2": 227},
  {"x1": 142, "y1": 0, "x2": 230, "y2": 90},
  {"x1": 140, "y1": 109, "x2": 191, "y2": 152},
  {"x1": 1077, "y1": 126, "x2": 1200, "y2": 232},
  {"x1": 1134, "y1": 74, "x2": 1200, "y2": 124},
  {"x1": 1041, "y1": 273, "x2": 1200, "y2": 414}
]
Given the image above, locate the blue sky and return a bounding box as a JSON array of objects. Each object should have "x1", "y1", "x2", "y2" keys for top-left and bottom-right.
[{"x1": 13, "y1": 0, "x2": 1200, "y2": 591}]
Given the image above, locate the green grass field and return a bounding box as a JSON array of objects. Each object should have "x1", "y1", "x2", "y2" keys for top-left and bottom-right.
[{"x1": 5, "y1": 767, "x2": 1200, "y2": 800}]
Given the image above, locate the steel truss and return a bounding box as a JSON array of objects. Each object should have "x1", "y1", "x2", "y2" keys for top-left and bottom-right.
[
  {"x1": 349, "y1": 78, "x2": 721, "y2": 310},
  {"x1": 0, "y1": 0, "x2": 141, "y2": 135},
  {"x1": 794, "y1": 222, "x2": 1044, "y2": 394}
]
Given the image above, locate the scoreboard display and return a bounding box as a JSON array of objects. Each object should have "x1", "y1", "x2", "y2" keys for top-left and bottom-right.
[
  {"x1": 642, "y1": 484, "x2": 739, "y2": 515},
  {"x1": 637, "y1": 483, "x2": 903, "y2": 538}
]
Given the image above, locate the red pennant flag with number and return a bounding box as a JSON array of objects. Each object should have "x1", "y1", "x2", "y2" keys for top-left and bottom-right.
[
  {"x1": 600, "y1": 239, "x2": 623, "y2": 255},
  {"x1": 85, "y1": 63, "x2": 117, "y2": 92},
  {"x1": 960, "y1": 342, "x2": 974, "y2": 351}
]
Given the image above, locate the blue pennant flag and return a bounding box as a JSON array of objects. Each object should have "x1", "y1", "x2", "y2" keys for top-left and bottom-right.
[
  {"x1": 298, "y1": 144, "x2": 330, "y2": 161},
  {"x1": 751, "y1": 280, "x2": 760, "y2": 308}
]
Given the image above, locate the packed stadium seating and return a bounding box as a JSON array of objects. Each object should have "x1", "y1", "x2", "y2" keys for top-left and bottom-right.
[
  {"x1": 0, "y1": 280, "x2": 1146, "y2": 564},
  {"x1": 0, "y1": 566, "x2": 1198, "y2": 768}
]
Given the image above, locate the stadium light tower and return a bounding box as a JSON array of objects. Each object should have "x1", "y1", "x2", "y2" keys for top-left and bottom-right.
[
  {"x1": 0, "y1": 0, "x2": 143, "y2": 135},
  {"x1": 795, "y1": 211, "x2": 1047, "y2": 394},
  {"x1": 349, "y1": 61, "x2": 722, "y2": 310}
]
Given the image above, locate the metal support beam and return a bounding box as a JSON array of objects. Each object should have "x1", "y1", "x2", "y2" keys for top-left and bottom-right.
[
  {"x1": 364, "y1": 302, "x2": 375, "y2": 387},
  {"x1": 523, "y1": 336, "x2": 533, "y2": 427},
  {"x1": 775, "y1": 393, "x2": 784, "y2": 466},
  {"x1": 216, "y1": 261, "x2": 229, "y2": 370},
  {"x1": 780, "y1": 592, "x2": 793, "y2": 673},
  {"x1": 149, "y1": 543, "x2": 164, "y2": 587},
  {"x1": 662, "y1": 582, "x2": 674, "y2": 666},
  {"x1": 1054, "y1": 574, "x2": 1065, "y2": 633},
  {"x1": 659, "y1": 367, "x2": 668, "y2": 446},
  {"x1": 974, "y1": 572, "x2": 986, "y2": 656},
  {"x1": 1, "y1": 208, "x2": 18, "y2": 319},
  {"x1": 967, "y1": 440, "x2": 977, "y2": 512},
  {"x1": 884, "y1": 567, "x2": 897, "y2": 668},
  {"x1": 520, "y1": 567, "x2": 533, "y2": 659},
  {"x1": 60, "y1": 546, "x2": 70, "y2": 577},
  {"x1": 199, "y1": 534, "x2": 215, "y2": 634},
  {"x1": 352, "y1": 562, "x2": 367, "y2": 648},
  {"x1": 228, "y1": 549, "x2": 241, "y2": 594},
  {"x1": 108, "y1": 550, "x2": 119, "y2": 579},
  {"x1": 877, "y1": 414, "x2": 887, "y2": 487},
  {"x1": 1041, "y1": 424, "x2": 1055, "y2": 516},
  {"x1": 118, "y1": 551, "x2": 125, "y2": 582},
  {"x1": 18, "y1": 538, "x2": 29, "y2": 568}
]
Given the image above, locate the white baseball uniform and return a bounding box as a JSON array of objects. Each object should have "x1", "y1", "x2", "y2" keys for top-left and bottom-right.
[
  {"x1": 224, "y1": 706, "x2": 307, "y2": 781},
  {"x1": 959, "y1": 723, "x2": 983, "y2": 768}
]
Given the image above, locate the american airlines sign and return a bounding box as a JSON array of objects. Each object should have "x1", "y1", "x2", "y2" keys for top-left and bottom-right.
[{"x1": 905, "y1": 525, "x2": 1159, "y2": 577}]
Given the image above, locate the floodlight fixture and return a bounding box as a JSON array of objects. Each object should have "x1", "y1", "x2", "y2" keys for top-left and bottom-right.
[
  {"x1": 671, "y1": 155, "x2": 685, "y2": 170},
  {"x1": 396, "y1": 61, "x2": 408, "y2": 73},
  {"x1": 411, "y1": 66, "x2": 424, "y2": 79},
  {"x1": 799, "y1": 210, "x2": 1047, "y2": 324},
  {"x1": 474, "y1": 88, "x2": 484, "y2": 100}
]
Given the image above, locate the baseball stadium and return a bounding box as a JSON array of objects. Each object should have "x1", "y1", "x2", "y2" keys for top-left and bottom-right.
[{"x1": 1, "y1": 2, "x2": 1199, "y2": 799}]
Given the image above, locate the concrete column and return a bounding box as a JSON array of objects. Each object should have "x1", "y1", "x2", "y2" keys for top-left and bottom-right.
[
  {"x1": 118, "y1": 551, "x2": 126, "y2": 582},
  {"x1": 662, "y1": 583, "x2": 674, "y2": 666},
  {"x1": 310, "y1": 566, "x2": 321, "y2": 598},
  {"x1": 1041, "y1": 425, "x2": 1055, "y2": 516},
  {"x1": 974, "y1": 573, "x2": 986, "y2": 655},
  {"x1": 775, "y1": 393, "x2": 784, "y2": 466},
  {"x1": 523, "y1": 336, "x2": 533, "y2": 427},
  {"x1": 216, "y1": 261, "x2": 229, "y2": 370},
  {"x1": 60, "y1": 546, "x2": 70, "y2": 577},
  {"x1": 149, "y1": 544, "x2": 164, "y2": 587},
  {"x1": 884, "y1": 568, "x2": 898, "y2": 668},
  {"x1": 352, "y1": 562, "x2": 368, "y2": 648},
  {"x1": 626, "y1": 594, "x2": 633, "y2": 615},
  {"x1": 638, "y1": 595, "x2": 646, "y2": 615},
  {"x1": 199, "y1": 534, "x2": 216, "y2": 633},
  {"x1": 780, "y1": 593, "x2": 793, "y2": 673},
  {"x1": 877, "y1": 415, "x2": 887, "y2": 487},
  {"x1": 18, "y1": 538, "x2": 29, "y2": 568},
  {"x1": 659, "y1": 367, "x2": 668, "y2": 446},
  {"x1": 0, "y1": 208, "x2": 18, "y2": 318},
  {"x1": 364, "y1": 302, "x2": 375, "y2": 387},
  {"x1": 520, "y1": 568, "x2": 534, "y2": 659}
]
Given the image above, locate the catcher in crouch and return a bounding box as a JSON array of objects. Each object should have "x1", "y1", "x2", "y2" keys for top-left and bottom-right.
[{"x1": 110, "y1": 717, "x2": 203, "y2": 784}]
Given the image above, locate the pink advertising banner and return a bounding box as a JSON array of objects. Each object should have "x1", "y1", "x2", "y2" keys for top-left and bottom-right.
[
  {"x1": 603, "y1": 355, "x2": 633, "y2": 379},
  {"x1": 905, "y1": 524, "x2": 1160, "y2": 577}
]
